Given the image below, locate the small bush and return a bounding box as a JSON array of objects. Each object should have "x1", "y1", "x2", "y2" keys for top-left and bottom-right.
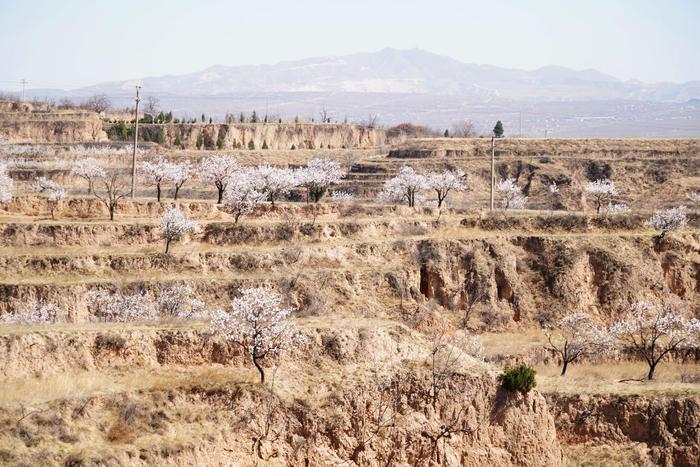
[
  {"x1": 106, "y1": 419, "x2": 135, "y2": 443},
  {"x1": 499, "y1": 364, "x2": 536, "y2": 393}
]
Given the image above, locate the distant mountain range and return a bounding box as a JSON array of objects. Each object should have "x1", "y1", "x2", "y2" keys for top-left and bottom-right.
[
  {"x1": 21, "y1": 48, "x2": 700, "y2": 137},
  {"x1": 74, "y1": 48, "x2": 699, "y2": 102}
]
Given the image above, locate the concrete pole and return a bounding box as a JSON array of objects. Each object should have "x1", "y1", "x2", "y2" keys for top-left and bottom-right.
[
  {"x1": 490, "y1": 136, "x2": 495, "y2": 211},
  {"x1": 130, "y1": 86, "x2": 141, "y2": 199}
]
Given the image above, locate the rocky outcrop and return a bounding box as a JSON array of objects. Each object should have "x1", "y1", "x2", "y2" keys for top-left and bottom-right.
[
  {"x1": 111, "y1": 122, "x2": 404, "y2": 149},
  {"x1": 548, "y1": 393, "x2": 700, "y2": 467}
]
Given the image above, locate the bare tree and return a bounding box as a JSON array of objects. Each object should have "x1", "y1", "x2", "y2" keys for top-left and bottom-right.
[
  {"x1": 245, "y1": 368, "x2": 287, "y2": 461},
  {"x1": 82, "y1": 94, "x2": 112, "y2": 113},
  {"x1": 319, "y1": 106, "x2": 331, "y2": 123},
  {"x1": 363, "y1": 113, "x2": 379, "y2": 129},
  {"x1": 420, "y1": 404, "x2": 473, "y2": 465},
  {"x1": 461, "y1": 278, "x2": 488, "y2": 328},
  {"x1": 93, "y1": 173, "x2": 129, "y2": 221},
  {"x1": 349, "y1": 366, "x2": 402, "y2": 465},
  {"x1": 57, "y1": 98, "x2": 75, "y2": 109},
  {"x1": 144, "y1": 96, "x2": 160, "y2": 118},
  {"x1": 450, "y1": 120, "x2": 478, "y2": 138},
  {"x1": 427, "y1": 328, "x2": 483, "y2": 409}
]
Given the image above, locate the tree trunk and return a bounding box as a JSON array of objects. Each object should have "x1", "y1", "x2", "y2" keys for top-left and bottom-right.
[
  {"x1": 174, "y1": 185, "x2": 180, "y2": 200},
  {"x1": 648, "y1": 363, "x2": 657, "y2": 380},
  {"x1": 165, "y1": 238, "x2": 171, "y2": 254},
  {"x1": 561, "y1": 360, "x2": 569, "y2": 376},
  {"x1": 217, "y1": 186, "x2": 224, "y2": 204},
  {"x1": 253, "y1": 355, "x2": 265, "y2": 383},
  {"x1": 156, "y1": 183, "x2": 161, "y2": 202},
  {"x1": 109, "y1": 206, "x2": 115, "y2": 221}
]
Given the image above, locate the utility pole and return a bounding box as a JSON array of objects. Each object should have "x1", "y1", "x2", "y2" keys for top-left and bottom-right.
[
  {"x1": 490, "y1": 136, "x2": 495, "y2": 211},
  {"x1": 130, "y1": 85, "x2": 141, "y2": 199},
  {"x1": 519, "y1": 111, "x2": 523, "y2": 137},
  {"x1": 20, "y1": 79, "x2": 27, "y2": 102}
]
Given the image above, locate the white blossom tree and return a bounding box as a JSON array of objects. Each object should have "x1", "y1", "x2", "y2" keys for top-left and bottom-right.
[
  {"x1": 33, "y1": 176, "x2": 66, "y2": 220},
  {"x1": 426, "y1": 169, "x2": 466, "y2": 208},
  {"x1": 1, "y1": 301, "x2": 66, "y2": 324},
  {"x1": 85, "y1": 289, "x2": 156, "y2": 322},
  {"x1": 377, "y1": 166, "x2": 429, "y2": 207},
  {"x1": 330, "y1": 191, "x2": 354, "y2": 203},
  {"x1": 198, "y1": 155, "x2": 240, "y2": 204},
  {"x1": 298, "y1": 157, "x2": 344, "y2": 203},
  {"x1": 0, "y1": 163, "x2": 14, "y2": 204},
  {"x1": 209, "y1": 287, "x2": 305, "y2": 382},
  {"x1": 140, "y1": 157, "x2": 172, "y2": 202},
  {"x1": 255, "y1": 162, "x2": 299, "y2": 205},
  {"x1": 495, "y1": 178, "x2": 528, "y2": 210},
  {"x1": 585, "y1": 178, "x2": 619, "y2": 214},
  {"x1": 168, "y1": 161, "x2": 192, "y2": 200},
  {"x1": 645, "y1": 206, "x2": 688, "y2": 240},
  {"x1": 159, "y1": 205, "x2": 198, "y2": 254},
  {"x1": 601, "y1": 203, "x2": 630, "y2": 215},
  {"x1": 223, "y1": 170, "x2": 267, "y2": 223},
  {"x1": 156, "y1": 284, "x2": 205, "y2": 319},
  {"x1": 545, "y1": 313, "x2": 613, "y2": 376},
  {"x1": 70, "y1": 158, "x2": 106, "y2": 194},
  {"x1": 610, "y1": 301, "x2": 699, "y2": 380},
  {"x1": 549, "y1": 182, "x2": 559, "y2": 210}
]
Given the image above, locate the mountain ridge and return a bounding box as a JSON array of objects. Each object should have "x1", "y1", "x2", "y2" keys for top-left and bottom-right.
[{"x1": 67, "y1": 48, "x2": 698, "y2": 102}]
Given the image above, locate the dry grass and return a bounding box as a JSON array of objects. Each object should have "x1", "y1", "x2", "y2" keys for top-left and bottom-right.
[
  {"x1": 564, "y1": 442, "x2": 653, "y2": 467},
  {"x1": 0, "y1": 319, "x2": 207, "y2": 336},
  {"x1": 537, "y1": 361, "x2": 700, "y2": 396},
  {"x1": 480, "y1": 329, "x2": 547, "y2": 357},
  {"x1": 0, "y1": 366, "x2": 252, "y2": 406}
]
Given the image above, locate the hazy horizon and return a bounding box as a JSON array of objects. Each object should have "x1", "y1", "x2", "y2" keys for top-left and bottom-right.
[{"x1": 1, "y1": 0, "x2": 699, "y2": 93}]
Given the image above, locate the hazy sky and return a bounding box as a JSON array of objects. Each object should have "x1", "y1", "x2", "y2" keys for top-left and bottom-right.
[{"x1": 1, "y1": 0, "x2": 698, "y2": 91}]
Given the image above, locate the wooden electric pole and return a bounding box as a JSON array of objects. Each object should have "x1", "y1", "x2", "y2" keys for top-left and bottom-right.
[
  {"x1": 130, "y1": 85, "x2": 141, "y2": 199},
  {"x1": 490, "y1": 136, "x2": 495, "y2": 211}
]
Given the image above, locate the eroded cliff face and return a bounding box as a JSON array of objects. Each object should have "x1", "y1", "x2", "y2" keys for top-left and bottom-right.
[
  {"x1": 0, "y1": 324, "x2": 563, "y2": 467},
  {"x1": 547, "y1": 393, "x2": 700, "y2": 467},
  {"x1": 391, "y1": 234, "x2": 700, "y2": 326},
  {"x1": 0, "y1": 105, "x2": 107, "y2": 144},
  {"x1": 115, "y1": 122, "x2": 403, "y2": 149}
]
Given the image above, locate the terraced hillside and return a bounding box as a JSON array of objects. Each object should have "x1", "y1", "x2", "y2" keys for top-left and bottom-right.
[
  {"x1": 5, "y1": 137, "x2": 698, "y2": 210},
  {"x1": 0, "y1": 137, "x2": 699, "y2": 466}
]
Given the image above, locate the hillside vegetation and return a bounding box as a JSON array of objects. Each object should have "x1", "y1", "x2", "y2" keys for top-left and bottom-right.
[{"x1": 0, "y1": 134, "x2": 698, "y2": 466}]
